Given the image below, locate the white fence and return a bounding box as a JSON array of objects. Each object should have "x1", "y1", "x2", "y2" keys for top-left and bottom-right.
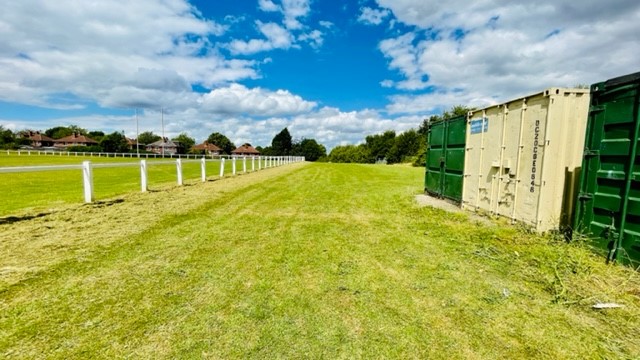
[
  {"x1": 4, "y1": 149, "x2": 239, "y2": 160},
  {"x1": 0, "y1": 156, "x2": 305, "y2": 203}
]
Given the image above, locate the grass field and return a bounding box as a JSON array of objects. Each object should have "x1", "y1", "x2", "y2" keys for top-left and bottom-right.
[
  {"x1": 0, "y1": 154, "x2": 258, "y2": 216},
  {"x1": 1, "y1": 162, "x2": 639, "y2": 359}
]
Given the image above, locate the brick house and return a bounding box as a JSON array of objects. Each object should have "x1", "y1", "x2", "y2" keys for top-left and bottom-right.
[
  {"x1": 193, "y1": 141, "x2": 222, "y2": 155},
  {"x1": 232, "y1": 143, "x2": 260, "y2": 156},
  {"x1": 22, "y1": 131, "x2": 55, "y2": 148},
  {"x1": 146, "y1": 138, "x2": 179, "y2": 155},
  {"x1": 54, "y1": 133, "x2": 99, "y2": 148}
]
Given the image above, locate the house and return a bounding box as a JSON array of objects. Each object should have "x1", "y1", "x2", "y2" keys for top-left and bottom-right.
[
  {"x1": 21, "y1": 131, "x2": 55, "y2": 148},
  {"x1": 192, "y1": 141, "x2": 222, "y2": 155},
  {"x1": 146, "y1": 138, "x2": 179, "y2": 155},
  {"x1": 125, "y1": 137, "x2": 137, "y2": 150},
  {"x1": 232, "y1": 143, "x2": 260, "y2": 156},
  {"x1": 54, "y1": 133, "x2": 99, "y2": 148}
]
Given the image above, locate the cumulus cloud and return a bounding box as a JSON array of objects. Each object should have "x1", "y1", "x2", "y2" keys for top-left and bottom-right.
[
  {"x1": 258, "y1": 0, "x2": 280, "y2": 12},
  {"x1": 358, "y1": 7, "x2": 391, "y2": 25},
  {"x1": 228, "y1": 21, "x2": 295, "y2": 55},
  {"x1": 376, "y1": 0, "x2": 640, "y2": 111},
  {"x1": 226, "y1": 0, "x2": 324, "y2": 55},
  {"x1": 281, "y1": 0, "x2": 311, "y2": 30},
  {"x1": 0, "y1": 0, "x2": 256, "y2": 110},
  {"x1": 298, "y1": 30, "x2": 324, "y2": 49},
  {"x1": 199, "y1": 84, "x2": 317, "y2": 117}
]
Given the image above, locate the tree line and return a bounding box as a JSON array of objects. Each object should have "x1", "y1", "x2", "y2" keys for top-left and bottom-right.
[
  {"x1": 0, "y1": 125, "x2": 327, "y2": 161},
  {"x1": 325, "y1": 105, "x2": 472, "y2": 166}
]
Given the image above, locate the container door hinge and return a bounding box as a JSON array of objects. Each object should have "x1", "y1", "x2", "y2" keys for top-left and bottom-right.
[{"x1": 584, "y1": 149, "x2": 600, "y2": 157}]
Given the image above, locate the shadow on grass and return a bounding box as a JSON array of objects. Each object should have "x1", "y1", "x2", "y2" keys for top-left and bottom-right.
[{"x1": 0, "y1": 212, "x2": 50, "y2": 225}]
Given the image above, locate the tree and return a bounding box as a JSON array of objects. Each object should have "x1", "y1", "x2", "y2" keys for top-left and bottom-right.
[
  {"x1": 206, "y1": 132, "x2": 235, "y2": 155},
  {"x1": 45, "y1": 126, "x2": 84, "y2": 139},
  {"x1": 328, "y1": 144, "x2": 369, "y2": 163},
  {"x1": 88, "y1": 131, "x2": 105, "y2": 142},
  {"x1": 0, "y1": 126, "x2": 16, "y2": 149},
  {"x1": 100, "y1": 132, "x2": 129, "y2": 153},
  {"x1": 138, "y1": 131, "x2": 161, "y2": 145},
  {"x1": 172, "y1": 132, "x2": 195, "y2": 154},
  {"x1": 387, "y1": 129, "x2": 421, "y2": 164},
  {"x1": 271, "y1": 127, "x2": 292, "y2": 155},
  {"x1": 364, "y1": 130, "x2": 396, "y2": 163},
  {"x1": 257, "y1": 146, "x2": 276, "y2": 156},
  {"x1": 292, "y1": 138, "x2": 326, "y2": 161}
]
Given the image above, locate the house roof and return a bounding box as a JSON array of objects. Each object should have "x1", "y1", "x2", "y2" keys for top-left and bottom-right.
[
  {"x1": 55, "y1": 133, "x2": 98, "y2": 144},
  {"x1": 147, "y1": 138, "x2": 178, "y2": 148},
  {"x1": 232, "y1": 143, "x2": 260, "y2": 155},
  {"x1": 193, "y1": 142, "x2": 222, "y2": 152},
  {"x1": 24, "y1": 131, "x2": 55, "y2": 142}
]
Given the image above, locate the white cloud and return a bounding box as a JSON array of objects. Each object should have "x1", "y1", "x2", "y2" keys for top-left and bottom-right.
[
  {"x1": 281, "y1": 0, "x2": 311, "y2": 30},
  {"x1": 298, "y1": 30, "x2": 324, "y2": 49},
  {"x1": 358, "y1": 7, "x2": 391, "y2": 25},
  {"x1": 319, "y1": 21, "x2": 334, "y2": 29},
  {"x1": 199, "y1": 84, "x2": 317, "y2": 117},
  {"x1": 376, "y1": 0, "x2": 640, "y2": 113},
  {"x1": 227, "y1": 21, "x2": 294, "y2": 55},
  {"x1": 258, "y1": 0, "x2": 280, "y2": 12},
  {"x1": 0, "y1": 0, "x2": 256, "y2": 110}
]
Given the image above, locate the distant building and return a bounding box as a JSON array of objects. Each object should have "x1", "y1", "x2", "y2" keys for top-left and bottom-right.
[
  {"x1": 21, "y1": 131, "x2": 55, "y2": 148},
  {"x1": 232, "y1": 143, "x2": 260, "y2": 156},
  {"x1": 146, "y1": 138, "x2": 179, "y2": 155},
  {"x1": 55, "y1": 133, "x2": 99, "y2": 148},
  {"x1": 193, "y1": 141, "x2": 222, "y2": 155},
  {"x1": 125, "y1": 137, "x2": 138, "y2": 151}
]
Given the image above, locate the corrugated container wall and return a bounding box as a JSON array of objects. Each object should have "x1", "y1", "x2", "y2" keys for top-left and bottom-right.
[
  {"x1": 425, "y1": 115, "x2": 466, "y2": 203},
  {"x1": 462, "y1": 88, "x2": 590, "y2": 232},
  {"x1": 574, "y1": 72, "x2": 640, "y2": 264}
]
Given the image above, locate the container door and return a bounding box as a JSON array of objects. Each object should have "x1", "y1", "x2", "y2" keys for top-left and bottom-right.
[
  {"x1": 443, "y1": 116, "x2": 466, "y2": 201},
  {"x1": 425, "y1": 121, "x2": 445, "y2": 196},
  {"x1": 575, "y1": 72, "x2": 640, "y2": 264},
  {"x1": 425, "y1": 116, "x2": 466, "y2": 203}
]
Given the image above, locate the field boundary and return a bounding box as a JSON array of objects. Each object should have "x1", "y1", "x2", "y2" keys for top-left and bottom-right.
[{"x1": 0, "y1": 156, "x2": 304, "y2": 204}]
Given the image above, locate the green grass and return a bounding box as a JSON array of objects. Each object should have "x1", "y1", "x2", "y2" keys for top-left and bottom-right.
[
  {"x1": 1, "y1": 163, "x2": 639, "y2": 359},
  {"x1": 0, "y1": 154, "x2": 257, "y2": 215}
]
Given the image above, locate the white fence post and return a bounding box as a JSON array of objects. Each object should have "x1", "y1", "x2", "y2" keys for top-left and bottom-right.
[
  {"x1": 201, "y1": 157, "x2": 206, "y2": 182},
  {"x1": 243, "y1": 156, "x2": 247, "y2": 173},
  {"x1": 82, "y1": 161, "x2": 94, "y2": 203},
  {"x1": 140, "y1": 160, "x2": 148, "y2": 192},
  {"x1": 176, "y1": 159, "x2": 183, "y2": 186},
  {"x1": 232, "y1": 157, "x2": 237, "y2": 175},
  {"x1": 220, "y1": 158, "x2": 225, "y2": 177},
  {"x1": 252, "y1": 156, "x2": 255, "y2": 172},
  {"x1": 258, "y1": 156, "x2": 262, "y2": 170}
]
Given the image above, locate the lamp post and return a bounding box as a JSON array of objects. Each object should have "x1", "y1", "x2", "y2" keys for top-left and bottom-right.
[
  {"x1": 135, "y1": 108, "x2": 139, "y2": 158},
  {"x1": 161, "y1": 107, "x2": 165, "y2": 157}
]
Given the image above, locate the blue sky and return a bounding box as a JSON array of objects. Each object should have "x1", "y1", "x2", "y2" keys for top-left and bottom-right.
[{"x1": 1, "y1": 0, "x2": 639, "y2": 149}]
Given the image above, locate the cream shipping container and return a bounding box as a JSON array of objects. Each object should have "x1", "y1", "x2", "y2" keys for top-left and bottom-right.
[{"x1": 462, "y1": 88, "x2": 590, "y2": 232}]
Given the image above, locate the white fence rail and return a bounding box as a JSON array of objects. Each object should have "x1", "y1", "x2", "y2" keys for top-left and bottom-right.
[
  {"x1": 0, "y1": 156, "x2": 305, "y2": 204},
  {"x1": 3, "y1": 149, "x2": 254, "y2": 160}
]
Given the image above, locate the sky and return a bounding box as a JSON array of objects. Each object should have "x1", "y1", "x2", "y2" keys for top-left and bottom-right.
[{"x1": 1, "y1": 0, "x2": 639, "y2": 150}]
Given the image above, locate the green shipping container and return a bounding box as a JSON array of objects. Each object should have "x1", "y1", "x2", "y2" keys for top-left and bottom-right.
[
  {"x1": 425, "y1": 115, "x2": 466, "y2": 203},
  {"x1": 574, "y1": 71, "x2": 640, "y2": 264}
]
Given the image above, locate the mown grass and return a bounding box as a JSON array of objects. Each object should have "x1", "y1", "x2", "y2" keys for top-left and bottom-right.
[
  {"x1": 0, "y1": 154, "x2": 253, "y2": 216},
  {"x1": 0, "y1": 163, "x2": 639, "y2": 359}
]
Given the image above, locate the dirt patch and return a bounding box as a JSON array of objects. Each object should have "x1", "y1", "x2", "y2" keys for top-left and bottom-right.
[{"x1": 414, "y1": 194, "x2": 495, "y2": 227}]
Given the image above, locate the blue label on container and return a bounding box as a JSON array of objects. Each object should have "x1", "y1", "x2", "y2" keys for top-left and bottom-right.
[{"x1": 470, "y1": 118, "x2": 488, "y2": 134}]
